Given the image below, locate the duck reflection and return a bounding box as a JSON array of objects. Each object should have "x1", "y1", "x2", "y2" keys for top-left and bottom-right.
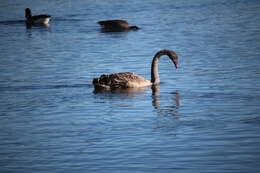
[
  {"x1": 152, "y1": 85, "x2": 180, "y2": 116},
  {"x1": 25, "y1": 22, "x2": 50, "y2": 29}
]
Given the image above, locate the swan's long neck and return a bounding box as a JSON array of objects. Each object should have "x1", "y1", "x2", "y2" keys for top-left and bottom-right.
[
  {"x1": 150, "y1": 50, "x2": 177, "y2": 85},
  {"x1": 151, "y1": 53, "x2": 161, "y2": 85}
]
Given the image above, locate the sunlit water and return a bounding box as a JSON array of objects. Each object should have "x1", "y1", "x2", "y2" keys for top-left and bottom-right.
[{"x1": 0, "y1": 0, "x2": 260, "y2": 172}]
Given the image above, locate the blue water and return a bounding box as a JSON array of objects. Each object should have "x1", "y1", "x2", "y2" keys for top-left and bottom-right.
[{"x1": 1, "y1": 0, "x2": 260, "y2": 172}]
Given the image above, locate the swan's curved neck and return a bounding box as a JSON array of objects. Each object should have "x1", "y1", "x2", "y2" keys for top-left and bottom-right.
[
  {"x1": 151, "y1": 50, "x2": 177, "y2": 85},
  {"x1": 151, "y1": 53, "x2": 161, "y2": 85}
]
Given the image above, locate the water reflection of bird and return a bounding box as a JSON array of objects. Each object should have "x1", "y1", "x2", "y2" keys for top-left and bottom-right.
[
  {"x1": 25, "y1": 8, "x2": 51, "y2": 26},
  {"x1": 152, "y1": 85, "x2": 180, "y2": 116},
  {"x1": 93, "y1": 86, "x2": 148, "y2": 96},
  {"x1": 93, "y1": 49, "x2": 179, "y2": 92},
  {"x1": 98, "y1": 20, "x2": 139, "y2": 32}
]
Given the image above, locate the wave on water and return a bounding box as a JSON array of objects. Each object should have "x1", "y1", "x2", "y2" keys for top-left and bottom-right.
[
  {"x1": 0, "y1": 84, "x2": 92, "y2": 91},
  {"x1": 0, "y1": 20, "x2": 25, "y2": 25}
]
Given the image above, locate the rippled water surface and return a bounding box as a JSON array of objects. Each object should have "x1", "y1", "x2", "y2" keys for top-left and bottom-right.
[{"x1": 1, "y1": 0, "x2": 260, "y2": 172}]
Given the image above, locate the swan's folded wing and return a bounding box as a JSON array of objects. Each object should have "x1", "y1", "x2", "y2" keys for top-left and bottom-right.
[
  {"x1": 93, "y1": 72, "x2": 151, "y2": 89},
  {"x1": 110, "y1": 72, "x2": 151, "y2": 88}
]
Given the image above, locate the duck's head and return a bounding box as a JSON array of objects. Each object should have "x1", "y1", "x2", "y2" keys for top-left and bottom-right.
[
  {"x1": 25, "y1": 8, "x2": 32, "y2": 19},
  {"x1": 129, "y1": 26, "x2": 140, "y2": 30}
]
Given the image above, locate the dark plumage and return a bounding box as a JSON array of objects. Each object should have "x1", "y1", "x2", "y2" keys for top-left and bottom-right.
[
  {"x1": 25, "y1": 8, "x2": 51, "y2": 26},
  {"x1": 98, "y1": 20, "x2": 139, "y2": 32},
  {"x1": 93, "y1": 49, "x2": 179, "y2": 91},
  {"x1": 93, "y1": 72, "x2": 150, "y2": 90}
]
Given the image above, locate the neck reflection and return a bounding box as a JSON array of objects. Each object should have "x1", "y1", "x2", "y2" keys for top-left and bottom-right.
[{"x1": 152, "y1": 85, "x2": 180, "y2": 116}]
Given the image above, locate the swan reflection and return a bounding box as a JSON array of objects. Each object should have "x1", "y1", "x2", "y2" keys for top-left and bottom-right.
[
  {"x1": 93, "y1": 86, "x2": 148, "y2": 99},
  {"x1": 152, "y1": 85, "x2": 180, "y2": 116},
  {"x1": 94, "y1": 84, "x2": 180, "y2": 117}
]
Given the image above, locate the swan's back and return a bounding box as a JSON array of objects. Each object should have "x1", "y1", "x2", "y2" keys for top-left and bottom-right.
[{"x1": 93, "y1": 72, "x2": 151, "y2": 90}]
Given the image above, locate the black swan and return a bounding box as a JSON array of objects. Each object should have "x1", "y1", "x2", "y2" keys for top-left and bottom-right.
[{"x1": 93, "y1": 49, "x2": 179, "y2": 90}]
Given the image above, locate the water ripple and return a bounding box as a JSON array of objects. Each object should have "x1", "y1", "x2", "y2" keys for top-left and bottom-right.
[{"x1": 0, "y1": 84, "x2": 91, "y2": 91}]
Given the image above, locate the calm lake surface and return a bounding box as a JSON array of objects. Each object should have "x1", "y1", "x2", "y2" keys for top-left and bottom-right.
[{"x1": 1, "y1": 0, "x2": 260, "y2": 172}]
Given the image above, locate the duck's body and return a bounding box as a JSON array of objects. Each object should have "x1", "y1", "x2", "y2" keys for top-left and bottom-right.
[
  {"x1": 93, "y1": 49, "x2": 179, "y2": 91},
  {"x1": 98, "y1": 20, "x2": 139, "y2": 32},
  {"x1": 25, "y1": 8, "x2": 51, "y2": 26},
  {"x1": 29, "y1": 15, "x2": 51, "y2": 25}
]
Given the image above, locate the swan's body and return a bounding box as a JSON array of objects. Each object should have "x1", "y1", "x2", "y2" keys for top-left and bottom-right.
[
  {"x1": 98, "y1": 20, "x2": 139, "y2": 32},
  {"x1": 93, "y1": 49, "x2": 178, "y2": 90},
  {"x1": 25, "y1": 8, "x2": 51, "y2": 26},
  {"x1": 93, "y1": 72, "x2": 152, "y2": 90}
]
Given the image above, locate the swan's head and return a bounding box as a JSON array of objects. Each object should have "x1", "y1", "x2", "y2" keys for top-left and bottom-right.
[
  {"x1": 167, "y1": 50, "x2": 179, "y2": 69},
  {"x1": 172, "y1": 55, "x2": 179, "y2": 69},
  {"x1": 25, "y1": 8, "x2": 32, "y2": 19}
]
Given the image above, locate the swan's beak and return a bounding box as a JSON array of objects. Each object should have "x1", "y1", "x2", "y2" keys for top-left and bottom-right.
[
  {"x1": 174, "y1": 61, "x2": 179, "y2": 69},
  {"x1": 170, "y1": 53, "x2": 178, "y2": 69}
]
